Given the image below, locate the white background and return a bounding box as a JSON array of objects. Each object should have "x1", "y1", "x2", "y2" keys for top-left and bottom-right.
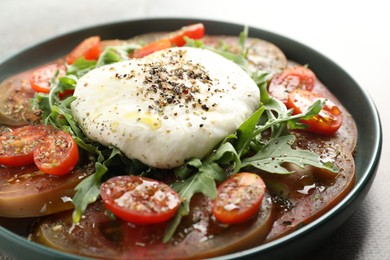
[{"x1": 1, "y1": 0, "x2": 389, "y2": 259}]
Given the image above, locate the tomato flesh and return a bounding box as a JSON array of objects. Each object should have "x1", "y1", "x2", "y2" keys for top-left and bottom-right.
[
  {"x1": 133, "y1": 23, "x2": 205, "y2": 58},
  {"x1": 66, "y1": 36, "x2": 101, "y2": 64},
  {"x1": 287, "y1": 89, "x2": 343, "y2": 135},
  {"x1": 100, "y1": 176, "x2": 181, "y2": 224},
  {"x1": 132, "y1": 39, "x2": 172, "y2": 59},
  {"x1": 0, "y1": 125, "x2": 50, "y2": 167},
  {"x1": 169, "y1": 23, "x2": 205, "y2": 47},
  {"x1": 212, "y1": 172, "x2": 266, "y2": 224},
  {"x1": 29, "y1": 64, "x2": 66, "y2": 93},
  {"x1": 0, "y1": 163, "x2": 93, "y2": 217},
  {"x1": 33, "y1": 130, "x2": 79, "y2": 175},
  {"x1": 268, "y1": 66, "x2": 316, "y2": 104},
  {"x1": 33, "y1": 192, "x2": 274, "y2": 259}
]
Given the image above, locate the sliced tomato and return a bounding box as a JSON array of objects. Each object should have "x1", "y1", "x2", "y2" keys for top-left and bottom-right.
[
  {"x1": 168, "y1": 23, "x2": 205, "y2": 47},
  {"x1": 29, "y1": 64, "x2": 66, "y2": 93},
  {"x1": 132, "y1": 38, "x2": 172, "y2": 59},
  {"x1": 66, "y1": 36, "x2": 101, "y2": 64},
  {"x1": 33, "y1": 130, "x2": 79, "y2": 176},
  {"x1": 287, "y1": 89, "x2": 343, "y2": 135},
  {"x1": 261, "y1": 132, "x2": 355, "y2": 241},
  {"x1": 132, "y1": 23, "x2": 205, "y2": 58},
  {"x1": 212, "y1": 172, "x2": 266, "y2": 224},
  {"x1": 268, "y1": 66, "x2": 316, "y2": 104},
  {"x1": 100, "y1": 176, "x2": 180, "y2": 224},
  {"x1": 33, "y1": 193, "x2": 275, "y2": 259},
  {"x1": 0, "y1": 163, "x2": 93, "y2": 217},
  {"x1": 0, "y1": 125, "x2": 50, "y2": 167}
]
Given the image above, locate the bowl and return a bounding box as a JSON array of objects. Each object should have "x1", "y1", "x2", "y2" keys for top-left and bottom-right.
[{"x1": 0, "y1": 18, "x2": 382, "y2": 260}]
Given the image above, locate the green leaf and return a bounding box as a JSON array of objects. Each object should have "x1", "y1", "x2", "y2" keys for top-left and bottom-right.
[
  {"x1": 184, "y1": 30, "x2": 250, "y2": 73},
  {"x1": 241, "y1": 135, "x2": 339, "y2": 174},
  {"x1": 72, "y1": 162, "x2": 107, "y2": 223},
  {"x1": 66, "y1": 58, "x2": 97, "y2": 78},
  {"x1": 164, "y1": 141, "x2": 238, "y2": 242},
  {"x1": 72, "y1": 147, "x2": 123, "y2": 223},
  {"x1": 164, "y1": 162, "x2": 224, "y2": 243},
  {"x1": 235, "y1": 107, "x2": 264, "y2": 156},
  {"x1": 239, "y1": 25, "x2": 249, "y2": 58},
  {"x1": 213, "y1": 49, "x2": 249, "y2": 71},
  {"x1": 252, "y1": 71, "x2": 271, "y2": 104},
  {"x1": 184, "y1": 37, "x2": 205, "y2": 48},
  {"x1": 209, "y1": 141, "x2": 240, "y2": 168}
]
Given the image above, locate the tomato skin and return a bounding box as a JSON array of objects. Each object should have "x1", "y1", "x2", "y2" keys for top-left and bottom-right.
[
  {"x1": 169, "y1": 23, "x2": 205, "y2": 47},
  {"x1": 132, "y1": 39, "x2": 172, "y2": 59},
  {"x1": 0, "y1": 125, "x2": 50, "y2": 167},
  {"x1": 268, "y1": 66, "x2": 316, "y2": 104},
  {"x1": 212, "y1": 172, "x2": 266, "y2": 224},
  {"x1": 33, "y1": 130, "x2": 79, "y2": 176},
  {"x1": 66, "y1": 36, "x2": 101, "y2": 64},
  {"x1": 133, "y1": 23, "x2": 205, "y2": 58},
  {"x1": 287, "y1": 89, "x2": 343, "y2": 135},
  {"x1": 100, "y1": 176, "x2": 181, "y2": 224},
  {"x1": 29, "y1": 64, "x2": 66, "y2": 93}
]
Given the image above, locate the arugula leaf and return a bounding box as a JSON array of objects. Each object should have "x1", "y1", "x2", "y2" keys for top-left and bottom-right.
[
  {"x1": 252, "y1": 71, "x2": 271, "y2": 104},
  {"x1": 255, "y1": 98, "x2": 325, "y2": 138},
  {"x1": 239, "y1": 25, "x2": 249, "y2": 58},
  {"x1": 185, "y1": 36, "x2": 250, "y2": 73},
  {"x1": 72, "y1": 147, "x2": 123, "y2": 222},
  {"x1": 241, "y1": 135, "x2": 339, "y2": 174},
  {"x1": 72, "y1": 163, "x2": 106, "y2": 223},
  {"x1": 66, "y1": 44, "x2": 140, "y2": 78},
  {"x1": 164, "y1": 139, "x2": 239, "y2": 242},
  {"x1": 235, "y1": 107, "x2": 264, "y2": 156},
  {"x1": 66, "y1": 58, "x2": 97, "y2": 78},
  {"x1": 163, "y1": 166, "x2": 220, "y2": 243}
]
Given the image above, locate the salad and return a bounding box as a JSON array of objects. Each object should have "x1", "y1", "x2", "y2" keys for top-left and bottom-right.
[{"x1": 0, "y1": 23, "x2": 357, "y2": 259}]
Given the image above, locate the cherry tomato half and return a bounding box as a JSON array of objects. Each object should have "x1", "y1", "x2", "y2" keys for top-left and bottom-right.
[
  {"x1": 287, "y1": 89, "x2": 343, "y2": 135},
  {"x1": 132, "y1": 23, "x2": 205, "y2": 58},
  {"x1": 66, "y1": 36, "x2": 101, "y2": 64},
  {"x1": 33, "y1": 130, "x2": 79, "y2": 175},
  {"x1": 100, "y1": 176, "x2": 181, "y2": 225},
  {"x1": 268, "y1": 66, "x2": 316, "y2": 104},
  {"x1": 29, "y1": 64, "x2": 66, "y2": 94},
  {"x1": 212, "y1": 172, "x2": 266, "y2": 224},
  {"x1": 0, "y1": 125, "x2": 50, "y2": 167}
]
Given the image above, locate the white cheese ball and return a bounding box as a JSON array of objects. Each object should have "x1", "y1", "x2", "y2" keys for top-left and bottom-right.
[{"x1": 71, "y1": 47, "x2": 260, "y2": 169}]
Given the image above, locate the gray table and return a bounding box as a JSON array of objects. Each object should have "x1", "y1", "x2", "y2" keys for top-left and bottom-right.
[{"x1": 1, "y1": 0, "x2": 389, "y2": 259}]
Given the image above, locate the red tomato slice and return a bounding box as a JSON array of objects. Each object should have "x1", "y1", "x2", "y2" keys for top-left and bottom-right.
[
  {"x1": 268, "y1": 66, "x2": 316, "y2": 104},
  {"x1": 100, "y1": 176, "x2": 181, "y2": 224},
  {"x1": 132, "y1": 23, "x2": 205, "y2": 58},
  {"x1": 168, "y1": 23, "x2": 205, "y2": 47},
  {"x1": 29, "y1": 64, "x2": 66, "y2": 93},
  {"x1": 132, "y1": 39, "x2": 172, "y2": 59},
  {"x1": 66, "y1": 36, "x2": 101, "y2": 64},
  {"x1": 212, "y1": 172, "x2": 266, "y2": 224},
  {"x1": 33, "y1": 130, "x2": 79, "y2": 176},
  {"x1": 287, "y1": 89, "x2": 343, "y2": 135},
  {"x1": 0, "y1": 125, "x2": 50, "y2": 167}
]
